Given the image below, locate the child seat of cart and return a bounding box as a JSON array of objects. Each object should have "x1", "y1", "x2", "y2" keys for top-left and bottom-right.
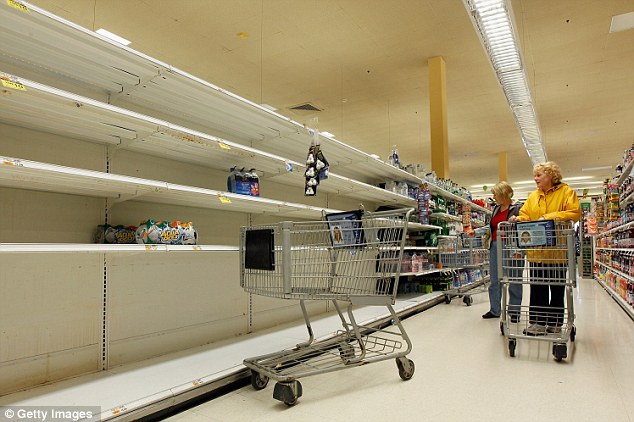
[{"x1": 515, "y1": 220, "x2": 557, "y2": 248}]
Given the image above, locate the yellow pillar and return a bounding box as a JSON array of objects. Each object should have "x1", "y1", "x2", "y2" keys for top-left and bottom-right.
[
  {"x1": 429, "y1": 56, "x2": 449, "y2": 179},
  {"x1": 498, "y1": 152, "x2": 508, "y2": 182}
]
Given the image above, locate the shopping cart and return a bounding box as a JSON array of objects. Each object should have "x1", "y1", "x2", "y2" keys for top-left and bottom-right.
[
  {"x1": 439, "y1": 230, "x2": 490, "y2": 306},
  {"x1": 497, "y1": 220, "x2": 577, "y2": 361},
  {"x1": 240, "y1": 208, "x2": 415, "y2": 406}
]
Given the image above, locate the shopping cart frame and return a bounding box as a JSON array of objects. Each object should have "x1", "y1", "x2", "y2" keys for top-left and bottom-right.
[
  {"x1": 497, "y1": 220, "x2": 577, "y2": 361},
  {"x1": 239, "y1": 208, "x2": 416, "y2": 405},
  {"x1": 439, "y1": 233, "x2": 491, "y2": 306}
]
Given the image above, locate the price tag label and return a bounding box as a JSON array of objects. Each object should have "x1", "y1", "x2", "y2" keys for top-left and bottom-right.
[
  {"x1": 218, "y1": 195, "x2": 231, "y2": 204},
  {"x1": 1, "y1": 78, "x2": 26, "y2": 91},
  {"x1": 144, "y1": 245, "x2": 158, "y2": 251},
  {"x1": 218, "y1": 141, "x2": 231, "y2": 150},
  {"x1": 7, "y1": 0, "x2": 29, "y2": 12},
  {"x1": 2, "y1": 159, "x2": 23, "y2": 166}
]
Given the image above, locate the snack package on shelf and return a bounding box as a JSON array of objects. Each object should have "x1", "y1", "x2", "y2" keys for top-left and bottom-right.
[
  {"x1": 133, "y1": 220, "x2": 198, "y2": 245},
  {"x1": 94, "y1": 224, "x2": 137, "y2": 244}
]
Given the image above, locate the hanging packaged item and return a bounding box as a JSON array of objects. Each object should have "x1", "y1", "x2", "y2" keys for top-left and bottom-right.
[{"x1": 304, "y1": 133, "x2": 330, "y2": 196}]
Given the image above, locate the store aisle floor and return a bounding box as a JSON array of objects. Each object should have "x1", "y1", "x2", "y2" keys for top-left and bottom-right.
[{"x1": 164, "y1": 279, "x2": 633, "y2": 422}]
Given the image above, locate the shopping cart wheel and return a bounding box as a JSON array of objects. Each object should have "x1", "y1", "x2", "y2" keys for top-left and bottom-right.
[
  {"x1": 444, "y1": 294, "x2": 452, "y2": 304},
  {"x1": 508, "y1": 339, "x2": 516, "y2": 357},
  {"x1": 273, "y1": 380, "x2": 302, "y2": 406},
  {"x1": 250, "y1": 371, "x2": 269, "y2": 390},
  {"x1": 396, "y1": 357, "x2": 415, "y2": 380},
  {"x1": 570, "y1": 326, "x2": 576, "y2": 342},
  {"x1": 463, "y1": 295, "x2": 473, "y2": 306},
  {"x1": 553, "y1": 343, "x2": 567, "y2": 362}
]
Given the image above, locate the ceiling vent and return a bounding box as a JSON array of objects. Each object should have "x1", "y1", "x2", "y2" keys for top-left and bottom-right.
[{"x1": 289, "y1": 102, "x2": 322, "y2": 112}]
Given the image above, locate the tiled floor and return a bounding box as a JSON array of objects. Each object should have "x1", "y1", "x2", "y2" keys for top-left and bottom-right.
[{"x1": 165, "y1": 279, "x2": 634, "y2": 422}]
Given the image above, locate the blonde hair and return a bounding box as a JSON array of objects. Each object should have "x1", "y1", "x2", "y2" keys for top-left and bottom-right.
[
  {"x1": 491, "y1": 181, "x2": 514, "y2": 201},
  {"x1": 534, "y1": 161, "x2": 562, "y2": 184}
]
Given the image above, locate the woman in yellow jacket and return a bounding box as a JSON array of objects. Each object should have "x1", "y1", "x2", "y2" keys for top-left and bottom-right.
[{"x1": 509, "y1": 162, "x2": 580, "y2": 336}]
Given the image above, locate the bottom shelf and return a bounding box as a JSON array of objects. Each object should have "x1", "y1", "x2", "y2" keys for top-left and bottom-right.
[
  {"x1": 0, "y1": 291, "x2": 444, "y2": 420},
  {"x1": 594, "y1": 277, "x2": 634, "y2": 321}
]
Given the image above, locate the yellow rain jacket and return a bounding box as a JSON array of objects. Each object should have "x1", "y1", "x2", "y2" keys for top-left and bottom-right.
[{"x1": 518, "y1": 183, "x2": 581, "y2": 263}]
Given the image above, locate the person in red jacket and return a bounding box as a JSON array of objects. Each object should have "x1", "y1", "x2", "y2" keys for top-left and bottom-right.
[
  {"x1": 509, "y1": 161, "x2": 581, "y2": 335},
  {"x1": 482, "y1": 181, "x2": 523, "y2": 320}
]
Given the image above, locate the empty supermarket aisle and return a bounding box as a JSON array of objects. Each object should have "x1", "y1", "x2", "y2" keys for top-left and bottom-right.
[{"x1": 164, "y1": 279, "x2": 633, "y2": 422}]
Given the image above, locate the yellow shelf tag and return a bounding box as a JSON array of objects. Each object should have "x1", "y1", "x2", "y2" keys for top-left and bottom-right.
[
  {"x1": 218, "y1": 141, "x2": 231, "y2": 150},
  {"x1": 1, "y1": 79, "x2": 26, "y2": 91},
  {"x1": 218, "y1": 194, "x2": 232, "y2": 204},
  {"x1": 7, "y1": 0, "x2": 29, "y2": 12}
]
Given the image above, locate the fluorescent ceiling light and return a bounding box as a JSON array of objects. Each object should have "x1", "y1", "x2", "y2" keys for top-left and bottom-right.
[
  {"x1": 463, "y1": 0, "x2": 547, "y2": 165},
  {"x1": 581, "y1": 165, "x2": 612, "y2": 172},
  {"x1": 513, "y1": 180, "x2": 536, "y2": 185},
  {"x1": 96, "y1": 28, "x2": 131, "y2": 46},
  {"x1": 564, "y1": 181, "x2": 604, "y2": 186},
  {"x1": 563, "y1": 176, "x2": 593, "y2": 181},
  {"x1": 470, "y1": 183, "x2": 495, "y2": 188},
  {"x1": 610, "y1": 11, "x2": 634, "y2": 33}
]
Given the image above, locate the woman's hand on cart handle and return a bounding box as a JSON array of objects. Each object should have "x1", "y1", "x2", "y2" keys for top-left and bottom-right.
[{"x1": 508, "y1": 215, "x2": 518, "y2": 223}]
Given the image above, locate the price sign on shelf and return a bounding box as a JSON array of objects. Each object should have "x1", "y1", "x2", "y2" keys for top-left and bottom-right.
[
  {"x1": 218, "y1": 194, "x2": 231, "y2": 204},
  {"x1": 1, "y1": 78, "x2": 26, "y2": 91},
  {"x1": 7, "y1": 0, "x2": 29, "y2": 12}
]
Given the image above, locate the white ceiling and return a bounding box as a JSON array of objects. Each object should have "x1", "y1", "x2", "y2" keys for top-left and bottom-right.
[{"x1": 26, "y1": 0, "x2": 634, "y2": 197}]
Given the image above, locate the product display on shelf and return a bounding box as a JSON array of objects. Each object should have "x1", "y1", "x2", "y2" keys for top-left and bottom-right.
[
  {"x1": 227, "y1": 167, "x2": 260, "y2": 197},
  {"x1": 592, "y1": 143, "x2": 634, "y2": 317},
  {"x1": 94, "y1": 221, "x2": 198, "y2": 245},
  {"x1": 400, "y1": 181, "x2": 491, "y2": 306}
]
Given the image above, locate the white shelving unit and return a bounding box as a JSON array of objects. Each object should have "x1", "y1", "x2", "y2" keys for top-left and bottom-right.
[
  {"x1": 0, "y1": 0, "x2": 427, "y2": 403},
  {"x1": 0, "y1": 156, "x2": 342, "y2": 218},
  {"x1": 0, "y1": 1, "x2": 486, "y2": 416},
  {"x1": 0, "y1": 75, "x2": 416, "y2": 207},
  {"x1": 0, "y1": 1, "x2": 421, "y2": 187}
]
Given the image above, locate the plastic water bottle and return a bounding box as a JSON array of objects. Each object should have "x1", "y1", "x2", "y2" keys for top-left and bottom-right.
[{"x1": 227, "y1": 167, "x2": 237, "y2": 193}]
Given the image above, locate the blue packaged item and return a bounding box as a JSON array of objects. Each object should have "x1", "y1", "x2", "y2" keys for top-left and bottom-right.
[{"x1": 235, "y1": 168, "x2": 251, "y2": 195}]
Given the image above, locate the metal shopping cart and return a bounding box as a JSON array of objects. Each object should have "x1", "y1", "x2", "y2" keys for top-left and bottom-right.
[
  {"x1": 240, "y1": 208, "x2": 416, "y2": 406},
  {"x1": 497, "y1": 220, "x2": 577, "y2": 361},
  {"x1": 439, "y1": 230, "x2": 491, "y2": 306}
]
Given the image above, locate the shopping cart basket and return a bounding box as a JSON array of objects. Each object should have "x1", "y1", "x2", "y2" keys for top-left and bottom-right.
[
  {"x1": 497, "y1": 220, "x2": 577, "y2": 361},
  {"x1": 240, "y1": 208, "x2": 415, "y2": 405},
  {"x1": 439, "y1": 231, "x2": 490, "y2": 306}
]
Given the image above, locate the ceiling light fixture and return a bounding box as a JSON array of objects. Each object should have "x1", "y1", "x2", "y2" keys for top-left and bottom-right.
[
  {"x1": 96, "y1": 28, "x2": 131, "y2": 46},
  {"x1": 581, "y1": 165, "x2": 613, "y2": 172},
  {"x1": 463, "y1": 0, "x2": 547, "y2": 165},
  {"x1": 610, "y1": 11, "x2": 634, "y2": 33}
]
